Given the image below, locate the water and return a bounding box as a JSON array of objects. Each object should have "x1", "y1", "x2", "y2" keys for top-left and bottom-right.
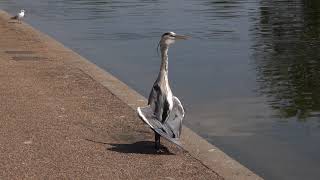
[{"x1": 1, "y1": 0, "x2": 320, "y2": 179}]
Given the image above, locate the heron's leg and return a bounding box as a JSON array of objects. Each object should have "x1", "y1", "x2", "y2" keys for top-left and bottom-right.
[{"x1": 155, "y1": 132, "x2": 160, "y2": 150}]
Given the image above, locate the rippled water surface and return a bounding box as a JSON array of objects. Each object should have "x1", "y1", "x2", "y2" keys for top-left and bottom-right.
[{"x1": 1, "y1": 0, "x2": 320, "y2": 179}]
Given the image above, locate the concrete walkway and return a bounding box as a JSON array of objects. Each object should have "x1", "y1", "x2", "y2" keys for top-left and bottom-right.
[
  {"x1": 0, "y1": 11, "x2": 224, "y2": 180},
  {"x1": 0, "y1": 9, "x2": 264, "y2": 180}
]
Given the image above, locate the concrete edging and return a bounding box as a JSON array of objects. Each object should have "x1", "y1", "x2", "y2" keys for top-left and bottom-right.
[{"x1": 0, "y1": 10, "x2": 263, "y2": 180}]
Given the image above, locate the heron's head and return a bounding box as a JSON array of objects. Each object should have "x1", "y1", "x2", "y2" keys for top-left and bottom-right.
[
  {"x1": 21, "y1": 9, "x2": 25, "y2": 13},
  {"x1": 159, "y1": 32, "x2": 189, "y2": 48}
]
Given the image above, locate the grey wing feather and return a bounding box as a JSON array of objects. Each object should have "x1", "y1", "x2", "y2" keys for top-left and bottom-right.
[
  {"x1": 164, "y1": 96, "x2": 185, "y2": 138},
  {"x1": 137, "y1": 95, "x2": 185, "y2": 147},
  {"x1": 137, "y1": 105, "x2": 162, "y2": 129},
  {"x1": 154, "y1": 127, "x2": 182, "y2": 147},
  {"x1": 147, "y1": 83, "x2": 169, "y2": 122},
  {"x1": 137, "y1": 105, "x2": 173, "y2": 135}
]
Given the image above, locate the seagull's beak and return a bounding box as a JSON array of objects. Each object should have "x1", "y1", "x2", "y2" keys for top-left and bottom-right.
[{"x1": 175, "y1": 34, "x2": 191, "y2": 40}]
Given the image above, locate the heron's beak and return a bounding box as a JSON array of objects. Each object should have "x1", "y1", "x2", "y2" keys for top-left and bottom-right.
[{"x1": 175, "y1": 35, "x2": 191, "y2": 40}]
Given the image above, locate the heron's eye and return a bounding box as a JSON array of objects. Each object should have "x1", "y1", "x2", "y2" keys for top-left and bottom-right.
[{"x1": 161, "y1": 32, "x2": 176, "y2": 38}]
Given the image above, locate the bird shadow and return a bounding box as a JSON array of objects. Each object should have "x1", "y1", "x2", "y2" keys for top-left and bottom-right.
[
  {"x1": 85, "y1": 138, "x2": 173, "y2": 155},
  {"x1": 8, "y1": 20, "x2": 20, "y2": 24}
]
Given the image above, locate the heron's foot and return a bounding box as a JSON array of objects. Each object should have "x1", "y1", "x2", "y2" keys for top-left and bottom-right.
[
  {"x1": 156, "y1": 148, "x2": 165, "y2": 153},
  {"x1": 155, "y1": 142, "x2": 167, "y2": 153}
]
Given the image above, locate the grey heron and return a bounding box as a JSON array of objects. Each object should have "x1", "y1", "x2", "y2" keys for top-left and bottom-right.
[
  {"x1": 137, "y1": 32, "x2": 189, "y2": 150},
  {"x1": 11, "y1": 9, "x2": 25, "y2": 23}
]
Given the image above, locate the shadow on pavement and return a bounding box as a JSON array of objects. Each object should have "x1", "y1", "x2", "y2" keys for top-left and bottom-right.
[{"x1": 85, "y1": 138, "x2": 173, "y2": 155}]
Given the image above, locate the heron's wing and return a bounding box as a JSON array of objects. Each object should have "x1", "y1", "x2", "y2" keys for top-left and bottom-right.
[
  {"x1": 137, "y1": 105, "x2": 182, "y2": 147},
  {"x1": 147, "y1": 83, "x2": 170, "y2": 123},
  {"x1": 154, "y1": 127, "x2": 182, "y2": 147},
  {"x1": 137, "y1": 106, "x2": 162, "y2": 129},
  {"x1": 137, "y1": 87, "x2": 184, "y2": 147},
  {"x1": 164, "y1": 96, "x2": 185, "y2": 138}
]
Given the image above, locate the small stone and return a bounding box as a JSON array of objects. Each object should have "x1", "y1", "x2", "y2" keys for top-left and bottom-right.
[
  {"x1": 23, "y1": 140, "x2": 32, "y2": 145},
  {"x1": 165, "y1": 177, "x2": 175, "y2": 180}
]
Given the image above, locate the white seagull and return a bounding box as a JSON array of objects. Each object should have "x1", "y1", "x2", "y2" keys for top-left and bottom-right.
[
  {"x1": 137, "y1": 32, "x2": 189, "y2": 150},
  {"x1": 11, "y1": 9, "x2": 25, "y2": 23}
]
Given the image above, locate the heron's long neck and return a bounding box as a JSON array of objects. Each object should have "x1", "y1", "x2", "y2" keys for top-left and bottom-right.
[{"x1": 159, "y1": 46, "x2": 169, "y2": 82}]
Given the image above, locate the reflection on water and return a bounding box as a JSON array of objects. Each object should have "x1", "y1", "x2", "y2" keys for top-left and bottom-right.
[
  {"x1": 190, "y1": 0, "x2": 246, "y2": 40},
  {"x1": 252, "y1": 0, "x2": 320, "y2": 120},
  {"x1": 1, "y1": 0, "x2": 320, "y2": 180}
]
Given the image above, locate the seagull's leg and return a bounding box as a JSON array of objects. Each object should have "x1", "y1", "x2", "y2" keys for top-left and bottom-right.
[{"x1": 155, "y1": 132, "x2": 160, "y2": 150}]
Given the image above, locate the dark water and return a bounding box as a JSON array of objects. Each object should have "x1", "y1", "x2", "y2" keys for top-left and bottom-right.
[{"x1": 1, "y1": 0, "x2": 320, "y2": 179}]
